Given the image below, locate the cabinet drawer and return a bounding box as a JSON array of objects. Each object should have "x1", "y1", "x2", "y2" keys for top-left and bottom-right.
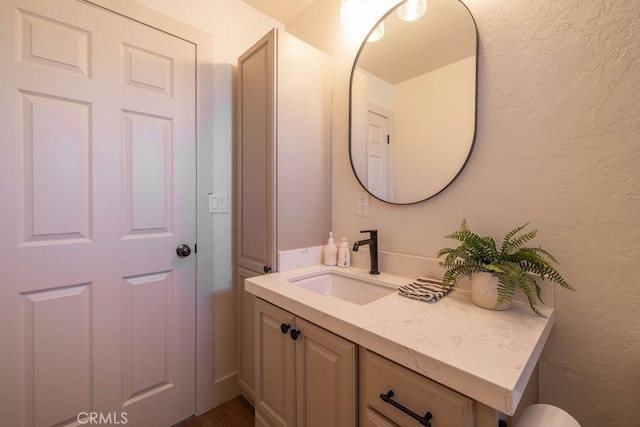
[
  {"x1": 360, "y1": 349, "x2": 473, "y2": 427},
  {"x1": 362, "y1": 406, "x2": 401, "y2": 427}
]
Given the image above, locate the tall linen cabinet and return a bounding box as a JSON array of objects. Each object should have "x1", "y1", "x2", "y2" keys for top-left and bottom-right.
[{"x1": 235, "y1": 29, "x2": 332, "y2": 404}]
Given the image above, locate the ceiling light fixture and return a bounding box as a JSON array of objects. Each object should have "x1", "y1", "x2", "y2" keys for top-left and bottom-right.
[
  {"x1": 397, "y1": 0, "x2": 427, "y2": 22},
  {"x1": 340, "y1": 0, "x2": 370, "y2": 30},
  {"x1": 367, "y1": 22, "x2": 385, "y2": 42},
  {"x1": 341, "y1": 0, "x2": 397, "y2": 30}
]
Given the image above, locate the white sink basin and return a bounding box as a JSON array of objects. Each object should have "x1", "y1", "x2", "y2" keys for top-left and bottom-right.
[{"x1": 288, "y1": 271, "x2": 395, "y2": 305}]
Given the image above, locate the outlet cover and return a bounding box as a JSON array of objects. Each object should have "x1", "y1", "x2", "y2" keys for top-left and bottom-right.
[{"x1": 356, "y1": 191, "x2": 370, "y2": 216}]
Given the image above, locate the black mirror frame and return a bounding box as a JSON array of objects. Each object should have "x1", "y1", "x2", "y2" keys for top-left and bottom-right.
[{"x1": 348, "y1": 0, "x2": 480, "y2": 205}]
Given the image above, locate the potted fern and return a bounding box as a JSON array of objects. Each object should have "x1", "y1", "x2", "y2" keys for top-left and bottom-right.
[{"x1": 436, "y1": 219, "x2": 574, "y2": 316}]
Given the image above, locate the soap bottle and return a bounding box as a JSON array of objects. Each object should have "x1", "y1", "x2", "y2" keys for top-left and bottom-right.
[
  {"x1": 337, "y1": 238, "x2": 351, "y2": 268},
  {"x1": 323, "y1": 232, "x2": 338, "y2": 266}
]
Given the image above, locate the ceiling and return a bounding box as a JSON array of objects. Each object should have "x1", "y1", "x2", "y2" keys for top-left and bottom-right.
[
  {"x1": 357, "y1": 0, "x2": 476, "y2": 84},
  {"x1": 240, "y1": 0, "x2": 318, "y2": 24}
]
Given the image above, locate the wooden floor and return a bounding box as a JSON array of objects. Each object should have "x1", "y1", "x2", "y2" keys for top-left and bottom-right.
[{"x1": 173, "y1": 396, "x2": 254, "y2": 427}]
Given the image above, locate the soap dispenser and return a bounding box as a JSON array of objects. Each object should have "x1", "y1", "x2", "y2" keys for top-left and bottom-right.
[
  {"x1": 337, "y1": 238, "x2": 351, "y2": 268},
  {"x1": 323, "y1": 232, "x2": 338, "y2": 266}
]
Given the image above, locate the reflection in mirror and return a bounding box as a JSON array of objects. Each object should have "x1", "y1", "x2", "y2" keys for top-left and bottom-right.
[{"x1": 349, "y1": 0, "x2": 477, "y2": 204}]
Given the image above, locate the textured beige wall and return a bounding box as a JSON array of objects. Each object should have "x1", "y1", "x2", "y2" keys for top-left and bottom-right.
[{"x1": 290, "y1": 0, "x2": 640, "y2": 425}]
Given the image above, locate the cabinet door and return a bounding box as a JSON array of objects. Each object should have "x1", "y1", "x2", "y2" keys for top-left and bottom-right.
[
  {"x1": 295, "y1": 318, "x2": 357, "y2": 427},
  {"x1": 237, "y1": 267, "x2": 258, "y2": 404},
  {"x1": 237, "y1": 30, "x2": 276, "y2": 274},
  {"x1": 255, "y1": 298, "x2": 296, "y2": 427}
]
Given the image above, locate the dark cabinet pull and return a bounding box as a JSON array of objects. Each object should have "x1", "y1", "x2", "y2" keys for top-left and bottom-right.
[
  {"x1": 263, "y1": 265, "x2": 272, "y2": 274},
  {"x1": 280, "y1": 323, "x2": 291, "y2": 334},
  {"x1": 290, "y1": 329, "x2": 301, "y2": 340},
  {"x1": 379, "y1": 390, "x2": 432, "y2": 426}
]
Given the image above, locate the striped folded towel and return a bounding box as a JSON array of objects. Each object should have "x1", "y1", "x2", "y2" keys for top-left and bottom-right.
[{"x1": 397, "y1": 277, "x2": 451, "y2": 303}]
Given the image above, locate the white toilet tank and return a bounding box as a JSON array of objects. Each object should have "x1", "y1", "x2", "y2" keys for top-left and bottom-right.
[{"x1": 516, "y1": 404, "x2": 581, "y2": 427}]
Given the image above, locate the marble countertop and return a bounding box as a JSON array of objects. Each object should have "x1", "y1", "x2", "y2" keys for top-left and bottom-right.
[{"x1": 245, "y1": 264, "x2": 554, "y2": 415}]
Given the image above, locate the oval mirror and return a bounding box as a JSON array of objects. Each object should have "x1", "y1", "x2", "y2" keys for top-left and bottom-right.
[{"x1": 349, "y1": 0, "x2": 478, "y2": 204}]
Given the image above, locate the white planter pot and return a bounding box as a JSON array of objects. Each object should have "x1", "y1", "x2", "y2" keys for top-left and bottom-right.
[{"x1": 470, "y1": 272, "x2": 512, "y2": 311}]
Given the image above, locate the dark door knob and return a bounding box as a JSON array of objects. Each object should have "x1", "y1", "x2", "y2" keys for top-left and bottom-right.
[
  {"x1": 263, "y1": 265, "x2": 272, "y2": 274},
  {"x1": 176, "y1": 244, "x2": 191, "y2": 257},
  {"x1": 280, "y1": 323, "x2": 291, "y2": 334},
  {"x1": 290, "y1": 329, "x2": 301, "y2": 340}
]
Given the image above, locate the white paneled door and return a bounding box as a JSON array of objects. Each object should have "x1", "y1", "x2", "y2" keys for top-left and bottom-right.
[
  {"x1": 366, "y1": 110, "x2": 390, "y2": 201},
  {"x1": 0, "y1": 1, "x2": 197, "y2": 426}
]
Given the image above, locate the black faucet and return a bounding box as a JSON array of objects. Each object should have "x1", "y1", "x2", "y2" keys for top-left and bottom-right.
[{"x1": 353, "y1": 229, "x2": 379, "y2": 275}]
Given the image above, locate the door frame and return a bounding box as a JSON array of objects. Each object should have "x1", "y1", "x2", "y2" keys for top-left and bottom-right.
[{"x1": 83, "y1": 0, "x2": 214, "y2": 415}]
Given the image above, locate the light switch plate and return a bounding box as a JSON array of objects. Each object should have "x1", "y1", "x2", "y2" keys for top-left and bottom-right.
[{"x1": 209, "y1": 193, "x2": 229, "y2": 214}]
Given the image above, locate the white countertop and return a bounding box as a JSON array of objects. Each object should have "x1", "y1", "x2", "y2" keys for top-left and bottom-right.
[{"x1": 245, "y1": 265, "x2": 555, "y2": 415}]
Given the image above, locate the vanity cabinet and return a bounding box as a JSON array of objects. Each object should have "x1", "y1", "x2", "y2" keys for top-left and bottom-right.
[
  {"x1": 236, "y1": 28, "x2": 331, "y2": 403},
  {"x1": 246, "y1": 267, "x2": 545, "y2": 427},
  {"x1": 254, "y1": 299, "x2": 357, "y2": 427}
]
